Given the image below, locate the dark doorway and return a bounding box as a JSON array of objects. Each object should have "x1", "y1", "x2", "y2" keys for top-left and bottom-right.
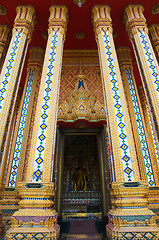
[{"x1": 62, "y1": 134, "x2": 101, "y2": 215}]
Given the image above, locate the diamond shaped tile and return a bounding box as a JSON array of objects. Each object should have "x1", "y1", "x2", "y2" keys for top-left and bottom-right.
[
  {"x1": 121, "y1": 144, "x2": 128, "y2": 150},
  {"x1": 34, "y1": 169, "x2": 42, "y2": 178},
  {"x1": 35, "y1": 157, "x2": 43, "y2": 164},
  {"x1": 124, "y1": 167, "x2": 133, "y2": 175},
  {"x1": 122, "y1": 155, "x2": 130, "y2": 162},
  {"x1": 37, "y1": 145, "x2": 44, "y2": 153}
]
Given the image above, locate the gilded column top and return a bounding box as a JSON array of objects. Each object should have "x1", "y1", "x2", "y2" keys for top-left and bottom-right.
[
  {"x1": 92, "y1": 5, "x2": 112, "y2": 36},
  {"x1": 13, "y1": 5, "x2": 37, "y2": 40},
  {"x1": 148, "y1": 24, "x2": 159, "y2": 41},
  {"x1": 123, "y1": 4, "x2": 147, "y2": 38},
  {"x1": 0, "y1": 25, "x2": 11, "y2": 43},
  {"x1": 117, "y1": 46, "x2": 132, "y2": 68},
  {"x1": 27, "y1": 47, "x2": 45, "y2": 70},
  {"x1": 48, "y1": 6, "x2": 68, "y2": 36},
  {"x1": 0, "y1": 25, "x2": 11, "y2": 54}
]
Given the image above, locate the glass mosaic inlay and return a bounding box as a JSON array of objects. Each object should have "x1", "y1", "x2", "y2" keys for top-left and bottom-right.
[
  {"x1": 9, "y1": 69, "x2": 35, "y2": 187},
  {"x1": 126, "y1": 68, "x2": 155, "y2": 186},
  {"x1": 32, "y1": 31, "x2": 58, "y2": 182},
  {"x1": 0, "y1": 32, "x2": 21, "y2": 114},
  {"x1": 103, "y1": 30, "x2": 134, "y2": 181},
  {"x1": 140, "y1": 32, "x2": 159, "y2": 97}
]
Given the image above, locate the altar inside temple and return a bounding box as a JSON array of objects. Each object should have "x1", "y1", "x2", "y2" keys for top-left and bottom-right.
[{"x1": 62, "y1": 134, "x2": 102, "y2": 215}]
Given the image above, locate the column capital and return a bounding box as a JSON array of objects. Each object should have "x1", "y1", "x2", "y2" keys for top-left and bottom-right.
[
  {"x1": 48, "y1": 5, "x2": 68, "y2": 36},
  {"x1": 148, "y1": 24, "x2": 159, "y2": 53},
  {"x1": 0, "y1": 25, "x2": 11, "y2": 55},
  {"x1": 13, "y1": 5, "x2": 37, "y2": 40},
  {"x1": 123, "y1": 4, "x2": 148, "y2": 40},
  {"x1": 92, "y1": 5, "x2": 112, "y2": 38},
  {"x1": 27, "y1": 47, "x2": 44, "y2": 71},
  {"x1": 117, "y1": 46, "x2": 132, "y2": 68}
]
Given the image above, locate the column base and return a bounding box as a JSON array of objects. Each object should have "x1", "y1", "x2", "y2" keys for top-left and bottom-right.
[
  {"x1": 106, "y1": 224, "x2": 159, "y2": 239},
  {"x1": 0, "y1": 188, "x2": 19, "y2": 229},
  {"x1": 106, "y1": 181, "x2": 159, "y2": 239},
  {"x1": 5, "y1": 182, "x2": 60, "y2": 239},
  {"x1": 148, "y1": 187, "x2": 159, "y2": 214},
  {"x1": 5, "y1": 224, "x2": 60, "y2": 240}
]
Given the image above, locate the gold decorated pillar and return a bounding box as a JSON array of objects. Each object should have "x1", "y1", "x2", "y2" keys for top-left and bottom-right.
[
  {"x1": 0, "y1": 47, "x2": 44, "y2": 230},
  {"x1": 138, "y1": 84, "x2": 159, "y2": 215},
  {"x1": 0, "y1": 6, "x2": 36, "y2": 165},
  {"x1": 117, "y1": 46, "x2": 159, "y2": 186},
  {"x1": 149, "y1": 24, "x2": 159, "y2": 61},
  {"x1": 124, "y1": 5, "x2": 159, "y2": 143},
  {"x1": 0, "y1": 25, "x2": 11, "y2": 70},
  {"x1": 6, "y1": 6, "x2": 68, "y2": 240},
  {"x1": 92, "y1": 5, "x2": 159, "y2": 239}
]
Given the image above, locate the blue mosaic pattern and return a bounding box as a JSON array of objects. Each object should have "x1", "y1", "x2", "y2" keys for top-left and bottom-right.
[
  {"x1": 147, "y1": 104, "x2": 159, "y2": 166},
  {"x1": 140, "y1": 32, "x2": 159, "y2": 97},
  {"x1": 126, "y1": 68, "x2": 155, "y2": 186},
  {"x1": 32, "y1": 31, "x2": 58, "y2": 182},
  {"x1": 0, "y1": 32, "x2": 21, "y2": 113},
  {"x1": 122, "y1": 232, "x2": 156, "y2": 239},
  {"x1": 103, "y1": 30, "x2": 134, "y2": 181},
  {"x1": 8, "y1": 69, "x2": 35, "y2": 187},
  {"x1": 10, "y1": 233, "x2": 54, "y2": 240}
]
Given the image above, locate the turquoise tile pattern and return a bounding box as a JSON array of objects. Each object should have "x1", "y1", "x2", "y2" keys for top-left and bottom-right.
[
  {"x1": 32, "y1": 31, "x2": 58, "y2": 182},
  {"x1": 0, "y1": 32, "x2": 21, "y2": 113},
  {"x1": 140, "y1": 32, "x2": 159, "y2": 96},
  {"x1": 126, "y1": 68, "x2": 155, "y2": 186},
  {"x1": 103, "y1": 30, "x2": 134, "y2": 181},
  {"x1": 9, "y1": 69, "x2": 35, "y2": 187}
]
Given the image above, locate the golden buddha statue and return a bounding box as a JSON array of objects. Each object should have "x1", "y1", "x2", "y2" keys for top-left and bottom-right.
[{"x1": 72, "y1": 160, "x2": 88, "y2": 191}]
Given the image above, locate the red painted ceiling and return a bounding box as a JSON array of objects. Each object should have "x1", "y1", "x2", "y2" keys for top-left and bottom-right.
[{"x1": 0, "y1": 0, "x2": 159, "y2": 86}]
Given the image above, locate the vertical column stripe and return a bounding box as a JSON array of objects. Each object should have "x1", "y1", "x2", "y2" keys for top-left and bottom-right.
[
  {"x1": 103, "y1": 30, "x2": 134, "y2": 181},
  {"x1": 8, "y1": 69, "x2": 35, "y2": 187},
  {"x1": 32, "y1": 31, "x2": 58, "y2": 182},
  {"x1": 140, "y1": 32, "x2": 159, "y2": 98},
  {"x1": 0, "y1": 32, "x2": 21, "y2": 113},
  {"x1": 126, "y1": 68, "x2": 155, "y2": 186}
]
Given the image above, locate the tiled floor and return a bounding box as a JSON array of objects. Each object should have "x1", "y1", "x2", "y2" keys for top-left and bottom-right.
[{"x1": 59, "y1": 218, "x2": 108, "y2": 240}]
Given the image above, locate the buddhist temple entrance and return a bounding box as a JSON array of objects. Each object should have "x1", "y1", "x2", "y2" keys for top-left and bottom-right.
[{"x1": 55, "y1": 128, "x2": 110, "y2": 219}]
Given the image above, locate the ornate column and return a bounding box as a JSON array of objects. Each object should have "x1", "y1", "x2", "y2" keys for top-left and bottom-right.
[
  {"x1": 0, "y1": 47, "x2": 44, "y2": 230},
  {"x1": 149, "y1": 24, "x2": 159, "y2": 61},
  {"x1": 0, "y1": 25, "x2": 11, "y2": 69},
  {"x1": 117, "y1": 46, "x2": 159, "y2": 186},
  {"x1": 0, "y1": 6, "x2": 36, "y2": 165},
  {"x1": 0, "y1": 86, "x2": 22, "y2": 233},
  {"x1": 138, "y1": 84, "x2": 159, "y2": 214},
  {"x1": 6, "y1": 6, "x2": 68, "y2": 240},
  {"x1": 92, "y1": 5, "x2": 158, "y2": 239},
  {"x1": 123, "y1": 5, "x2": 159, "y2": 143}
]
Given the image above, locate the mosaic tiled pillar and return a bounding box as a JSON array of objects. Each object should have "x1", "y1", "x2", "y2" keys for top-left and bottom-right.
[
  {"x1": 5, "y1": 6, "x2": 68, "y2": 240},
  {"x1": 138, "y1": 84, "x2": 159, "y2": 214},
  {"x1": 0, "y1": 47, "x2": 44, "y2": 230},
  {"x1": 149, "y1": 24, "x2": 159, "y2": 61},
  {"x1": 117, "y1": 46, "x2": 159, "y2": 186},
  {"x1": 92, "y1": 5, "x2": 158, "y2": 239},
  {"x1": 124, "y1": 5, "x2": 159, "y2": 142},
  {"x1": 0, "y1": 86, "x2": 22, "y2": 232},
  {"x1": 0, "y1": 25, "x2": 11, "y2": 70},
  {"x1": 0, "y1": 6, "x2": 36, "y2": 167}
]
